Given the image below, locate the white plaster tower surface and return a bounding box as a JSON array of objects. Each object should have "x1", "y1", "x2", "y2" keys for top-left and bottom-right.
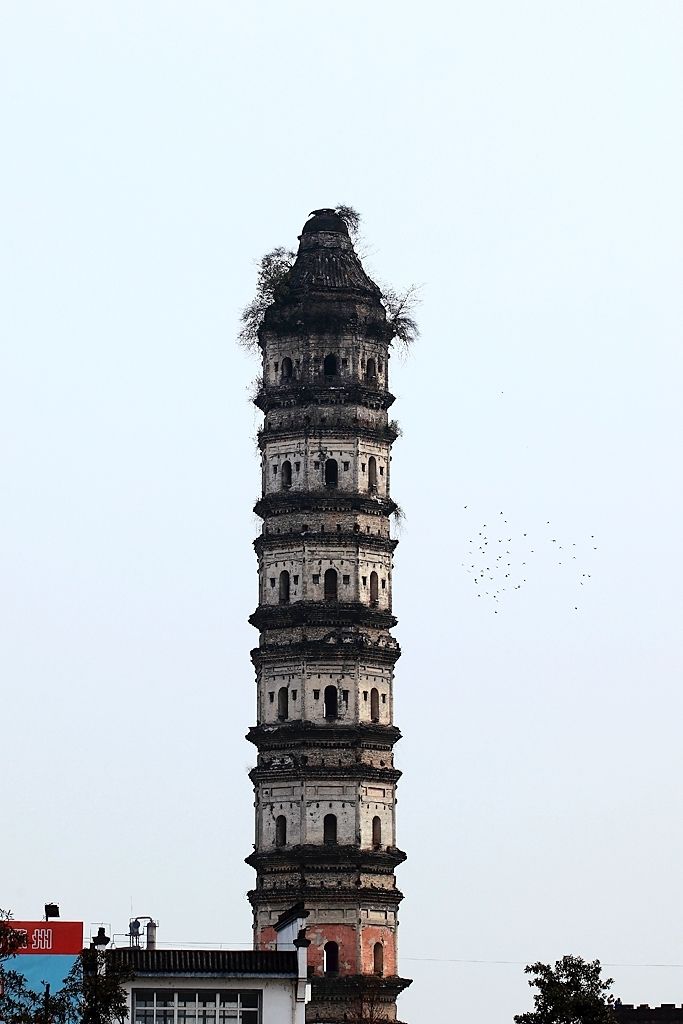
[{"x1": 246, "y1": 210, "x2": 411, "y2": 1023}]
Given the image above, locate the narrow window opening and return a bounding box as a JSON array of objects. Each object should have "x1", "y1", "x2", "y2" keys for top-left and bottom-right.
[
  {"x1": 368, "y1": 456, "x2": 377, "y2": 492},
  {"x1": 324, "y1": 940, "x2": 339, "y2": 975},
  {"x1": 281, "y1": 357, "x2": 293, "y2": 379},
  {"x1": 268, "y1": 691, "x2": 274, "y2": 703},
  {"x1": 279, "y1": 570, "x2": 290, "y2": 604},
  {"x1": 370, "y1": 687, "x2": 380, "y2": 722},
  {"x1": 369, "y1": 571, "x2": 379, "y2": 606},
  {"x1": 324, "y1": 568, "x2": 338, "y2": 602},
  {"x1": 324, "y1": 685, "x2": 338, "y2": 719},
  {"x1": 373, "y1": 942, "x2": 384, "y2": 976},
  {"x1": 281, "y1": 460, "x2": 292, "y2": 489},
  {"x1": 275, "y1": 815, "x2": 287, "y2": 847},
  {"x1": 325, "y1": 459, "x2": 338, "y2": 488},
  {"x1": 343, "y1": 461, "x2": 350, "y2": 471},
  {"x1": 313, "y1": 689, "x2": 320, "y2": 700},
  {"x1": 312, "y1": 573, "x2": 320, "y2": 585},
  {"x1": 323, "y1": 814, "x2": 337, "y2": 845},
  {"x1": 277, "y1": 687, "x2": 289, "y2": 720},
  {"x1": 323, "y1": 354, "x2": 338, "y2": 377},
  {"x1": 372, "y1": 815, "x2": 382, "y2": 848},
  {"x1": 366, "y1": 357, "x2": 377, "y2": 381},
  {"x1": 342, "y1": 574, "x2": 350, "y2": 585}
]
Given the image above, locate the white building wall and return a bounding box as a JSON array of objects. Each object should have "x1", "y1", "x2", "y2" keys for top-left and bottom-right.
[{"x1": 122, "y1": 974, "x2": 297, "y2": 1024}]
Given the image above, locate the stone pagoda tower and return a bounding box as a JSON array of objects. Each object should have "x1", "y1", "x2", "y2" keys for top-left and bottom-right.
[{"x1": 246, "y1": 209, "x2": 411, "y2": 1023}]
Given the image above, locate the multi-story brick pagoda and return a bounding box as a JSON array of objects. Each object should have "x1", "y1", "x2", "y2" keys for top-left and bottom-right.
[{"x1": 246, "y1": 208, "x2": 411, "y2": 1023}]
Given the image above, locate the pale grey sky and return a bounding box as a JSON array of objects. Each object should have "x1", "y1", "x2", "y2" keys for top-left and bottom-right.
[{"x1": 2, "y1": 3, "x2": 682, "y2": 1022}]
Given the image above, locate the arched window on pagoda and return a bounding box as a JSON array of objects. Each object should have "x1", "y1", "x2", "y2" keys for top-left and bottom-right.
[
  {"x1": 370, "y1": 687, "x2": 380, "y2": 722},
  {"x1": 324, "y1": 941, "x2": 339, "y2": 975},
  {"x1": 281, "y1": 460, "x2": 292, "y2": 489},
  {"x1": 372, "y1": 815, "x2": 382, "y2": 848},
  {"x1": 323, "y1": 353, "x2": 337, "y2": 377},
  {"x1": 281, "y1": 357, "x2": 293, "y2": 379},
  {"x1": 279, "y1": 570, "x2": 290, "y2": 604},
  {"x1": 325, "y1": 459, "x2": 338, "y2": 488},
  {"x1": 324, "y1": 568, "x2": 338, "y2": 601},
  {"x1": 323, "y1": 814, "x2": 337, "y2": 844},
  {"x1": 369, "y1": 571, "x2": 379, "y2": 607},
  {"x1": 277, "y1": 687, "x2": 289, "y2": 721},
  {"x1": 368, "y1": 456, "x2": 377, "y2": 492},
  {"x1": 324, "y1": 685, "x2": 338, "y2": 719},
  {"x1": 373, "y1": 942, "x2": 384, "y2": 976},
  {"x1": 275, "y1": 815, "x2": 287, "y2": 847},
  {"x1": 366, "y1": 357, "x2": 377, "y2": 381}
]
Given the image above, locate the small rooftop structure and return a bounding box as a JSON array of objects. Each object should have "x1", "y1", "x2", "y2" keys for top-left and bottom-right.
[{"x1": 110, "y1": 908, "x2": 310, "y2": 1024}]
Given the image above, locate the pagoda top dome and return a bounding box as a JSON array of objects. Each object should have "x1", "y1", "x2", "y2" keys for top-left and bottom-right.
[
  {"x1": 300, "y1": 209, "x2": 350, "y2": 237},
  {"x1": 259, "y1": 206, "x2": 388, "y2": 341}
]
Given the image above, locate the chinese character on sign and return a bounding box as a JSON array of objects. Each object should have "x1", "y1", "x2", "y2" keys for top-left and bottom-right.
[
  {"x1": 31, "y1": 929, "x2": 53, "y2": 951},
  {"x1": 16, "y1": 930, "x2": 28, "y2": 949}
]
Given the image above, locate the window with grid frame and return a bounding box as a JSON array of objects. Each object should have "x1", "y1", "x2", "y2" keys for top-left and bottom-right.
[{"x1": 133, "y1": 990, "x2": 260, "y2": 1024}]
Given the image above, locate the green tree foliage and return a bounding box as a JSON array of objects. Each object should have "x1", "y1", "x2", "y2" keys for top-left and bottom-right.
[
  {"x1": 380, "y1": 284, "x2": 421, "y2": 355},
  {"x1": 1, "y1": 910, "x2": 27, "y2": 962},
  {"x1": 57, "y1": 949, "x2": 131, "y2": 1024},
  {"x1": 237, "y1": 247, "x2": 295, "y2": 351},
  {"x1": 514, "y1": 955, "x2": 616, "y2": 1024},
  {"x1": 344, "y1": 977, "x2": 389, "y2": 1023},
  {"x1": 0, "y1": 910, "x2": 41, "y2": 1023},
  {"x1": 334, "y1": 204, "x2": 361, "y2": 238},
  {"x1": 0, "y1": 916, "x2": 131, "y2": 1024},
  {"x1": 0, "y1": 969, "x2": 43, "y2": 1024}
]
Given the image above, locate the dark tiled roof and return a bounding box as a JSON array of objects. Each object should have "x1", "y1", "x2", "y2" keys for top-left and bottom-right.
[
  {"x1": 286, "y1": 246, "x2": 380, "y2": 297},
  {"x1": 109, "y1": 948, "x2": 297, "y2": 976}
]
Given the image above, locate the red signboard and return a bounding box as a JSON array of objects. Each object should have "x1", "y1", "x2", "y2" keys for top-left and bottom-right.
[{"x1": 6, "y1": 921, "x2": 83, "y2": 955}]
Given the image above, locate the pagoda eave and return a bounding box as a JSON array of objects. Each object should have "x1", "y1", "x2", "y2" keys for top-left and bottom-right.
[
  {"x1": 254, "y1": 383, "x2": 397, "y2": 414},
  {"x1": 253, "y1": 491, "x2": 397, "y2": 520},
  {"x1": 253, "y1": 531, "x2": 398, "y2": 556},
  {"x1": 249, "y1": 763, "x2": 402, "y2": 785},
  {"x1": 246, "y1": 721, "x2": 402, "y2": 749},
  {"x1": 249, "y1": 602, "x2": 396, "y2": 632},
  {"x1": 250, "y1": 637, "x2": 401, "y2": 668}
]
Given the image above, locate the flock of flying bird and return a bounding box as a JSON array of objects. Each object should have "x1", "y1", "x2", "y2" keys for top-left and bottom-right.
[{"x1": 461, "y1": 510, "x2": 598, "y2": 613}]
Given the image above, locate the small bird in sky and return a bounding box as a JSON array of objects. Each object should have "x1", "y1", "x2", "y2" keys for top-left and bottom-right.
[{"x1": 463, "y1": 510, "x2": 597, "y2": 614}]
